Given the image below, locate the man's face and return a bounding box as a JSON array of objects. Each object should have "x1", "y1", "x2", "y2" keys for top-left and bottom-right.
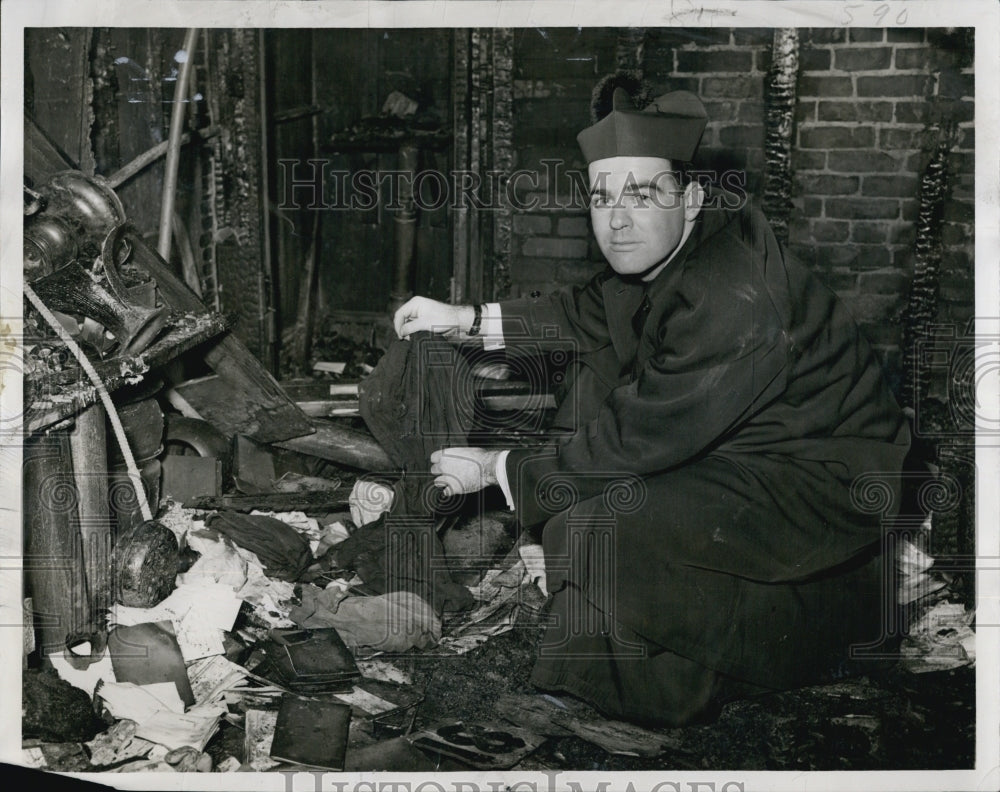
[{"x1": 588, "y1": 156, "x2": 696, "y2": 280}]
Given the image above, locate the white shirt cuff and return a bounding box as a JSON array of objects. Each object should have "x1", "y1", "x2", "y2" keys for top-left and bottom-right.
[
  {"x1": 482, "y1": 302, "x2": 505, "y2": 351},
  {"x1": 495, "y1": 449, "x2": 514, "y2": 511}
]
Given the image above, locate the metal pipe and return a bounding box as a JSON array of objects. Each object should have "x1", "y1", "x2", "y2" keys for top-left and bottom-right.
[{"x1": 157, "y1": 27, "x2": 200, "y2": 261}]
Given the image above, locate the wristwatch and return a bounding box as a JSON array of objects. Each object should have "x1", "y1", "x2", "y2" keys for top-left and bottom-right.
[{"x1": 469, "y1": 303, "x2": 483, "y2": 336}]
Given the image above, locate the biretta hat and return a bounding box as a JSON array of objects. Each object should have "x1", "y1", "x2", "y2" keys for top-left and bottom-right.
[{"x1": 577, "y1": 87, "x2": 708, "y2": 164}]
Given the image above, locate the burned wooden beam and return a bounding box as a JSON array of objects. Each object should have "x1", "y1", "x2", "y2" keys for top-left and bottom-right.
[
  {"x1": 25, "y1": 311, "x2": 231, "y2": 435},
  {"x1": 273, "y1": 420, "x2": 393, "y2": 471},
  {"x1": 762, "y1": 28, "x2": 800, "y2": 246},
  {"x1": 184, "y1": 490, "x2": 349, "y2": 515},
  {"x1": 106, "y1": 125, "x2": 221, "y2": 189},
  {"x1": 901, "y1": 137, "x2": 953, "y2": 412},
  {"x1": 126, "y1": 234, "x2": 314, "y2": 444}
]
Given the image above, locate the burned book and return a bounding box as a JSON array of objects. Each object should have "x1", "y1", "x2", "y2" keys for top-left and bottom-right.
[
  {"x1": 269, "y1": 694, "x2": 352, "y2": 771},
  {"x1": 330, "y1": 677, "x2": 424, "y2": 738},
  {"x1": 255, "y1": 628, "x2": 361, "y2": 693},
  {"x1": 205, "y1": 511, "x2": 313, "y2": 582}
]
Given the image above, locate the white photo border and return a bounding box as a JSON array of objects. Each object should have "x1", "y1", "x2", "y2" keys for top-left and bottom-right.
[{"x1": 1, "y1": 2, "x2": 996, "y2": 791}]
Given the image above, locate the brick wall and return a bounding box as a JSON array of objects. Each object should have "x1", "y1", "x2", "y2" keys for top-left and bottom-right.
[{"x1": 508, "y1": 27, "x2": 975, "y2": 395}]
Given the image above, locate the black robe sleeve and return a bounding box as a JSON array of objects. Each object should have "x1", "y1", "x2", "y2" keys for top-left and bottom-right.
[
  {"x1": 497, "y1": 271, "x2": 613, "y2": 353},
  {"x1": 505, "y1": 260, "x2": 790, "y2": 530}
]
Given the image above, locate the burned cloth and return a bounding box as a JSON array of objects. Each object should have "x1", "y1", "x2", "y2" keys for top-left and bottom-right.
[
  {"x1": 351, "y1": 332, "x2": 476, "y2": 613},
  {"x1": 205, "y1": 511, "x2": 312, "y2": 582},
  {"x1": 289, "y1": 587, "x2": 441, "y2": 653},
  {"x1": 331, "y1": 509, "x2": 474, "y2": 614},
  {"x1": 359, "y1": 331, "x2": 475, "y2": 516}
]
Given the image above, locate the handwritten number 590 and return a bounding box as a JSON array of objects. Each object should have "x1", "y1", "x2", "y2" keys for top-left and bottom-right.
[{"x1": 843, "y1": 3, "x2": 908, "y2": 26}]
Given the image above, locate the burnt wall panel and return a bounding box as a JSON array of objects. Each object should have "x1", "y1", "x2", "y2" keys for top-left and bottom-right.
[
  {"x1": 25, "y1": 28, "x2": 95, "y2": 176},
  {"x1": 309, "y1": 28, "x2": 454, "y2": 317}
]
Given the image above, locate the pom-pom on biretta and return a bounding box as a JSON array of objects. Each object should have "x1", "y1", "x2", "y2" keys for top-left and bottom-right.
[
  {"x1": 577, "y1": 87, "x2": 708, "y2": 164},
  {"x1": 590, "y1": 70, "x2": 654, "y2": 123}
]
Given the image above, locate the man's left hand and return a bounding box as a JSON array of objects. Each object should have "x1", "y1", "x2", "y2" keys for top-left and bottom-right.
[{"x1": 430, "y1": 447, "x2": 501, "y2": 497}]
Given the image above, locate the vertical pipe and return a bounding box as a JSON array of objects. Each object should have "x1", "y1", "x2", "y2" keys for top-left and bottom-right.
[
  {"x1": 157, "y1": 28, "x2": 200, "y2": 261},
  {"x1": 389, "y1": 142, "x2": 420, "y2": 314}
]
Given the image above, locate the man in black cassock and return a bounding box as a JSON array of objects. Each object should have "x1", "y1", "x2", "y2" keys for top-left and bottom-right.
[{"x1": 392, "y1": 87, "x2": 911, "y2": 726}]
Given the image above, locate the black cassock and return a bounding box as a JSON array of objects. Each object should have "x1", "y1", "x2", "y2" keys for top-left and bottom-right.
[{"x1": 496, "y1": 194, "x2": 911, "y2": 725}]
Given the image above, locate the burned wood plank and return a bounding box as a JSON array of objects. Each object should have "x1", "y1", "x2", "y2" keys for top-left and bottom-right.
[
  {"x1": 295, "y1": 400, "x2": 361, "y2": 418},
  {"x1": 284, "y1": 377, "x2": 553, "y2": 399},
  {"x1": 25, "y1": 311, "x2": 230, "y2": 435},
  {"x1": 126, "y1": 234, "x2": 314, "y2": 443},
  {"x1": 184, "y1": 490, "x2": 349, "y2": 514},
  {"x1": 23, "y1": 432, "x2": 93, "y2": 655},
  {"x1": 285, "y1": 377, "x2": 556, "y2": 419},
  {"x1": 24, "y1": 113, "x2": 79, "y2": 183},
  {"x1": 295, "y1": 393, "x2": 555, "y2": 415},
  {"x1": 68, "y1": 403, "x2": 113, "y2": 623},
  {"x1": 273, "y1": 420, "x2": 393, "y2": 471}
]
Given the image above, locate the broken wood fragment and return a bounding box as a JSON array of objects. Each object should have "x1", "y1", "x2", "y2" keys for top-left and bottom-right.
[
  {"x1": 25, "y1": 311, "x2": 231, "y2": 435},
  {"x1": 126, "y1": 234, "x2": 314, "y2": 444},
  {"x1": 161, "y1": 455, "x2": 223, "y2": 502},
  {"x1": 274, "y1": 421, "x2": 393, "y2": 471},
  {"x1": 494, "y1": 693, "x2": 667, "y2": 757},
  {"x1": 312, "y1": 361, "x2": 346, "y2": 374},
  {"x1": 295, "y1": 400, "x2": 360, "y2": 418},
  {"x1": 185, "y1": 491, "x2": 349, "y2": 514}
]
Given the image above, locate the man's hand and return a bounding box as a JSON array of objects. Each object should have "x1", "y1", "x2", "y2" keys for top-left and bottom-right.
[
  {"x1": 430, "y1": 447, "x2": 501, "y2": 498},
  {"x1": 393, "y1": 296, "x2": 475, "y2": 342}
]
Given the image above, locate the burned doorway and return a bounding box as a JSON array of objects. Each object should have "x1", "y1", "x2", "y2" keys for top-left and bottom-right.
[{"x1": 267, "y1": 28, "x2": 514, "y2": 374}]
